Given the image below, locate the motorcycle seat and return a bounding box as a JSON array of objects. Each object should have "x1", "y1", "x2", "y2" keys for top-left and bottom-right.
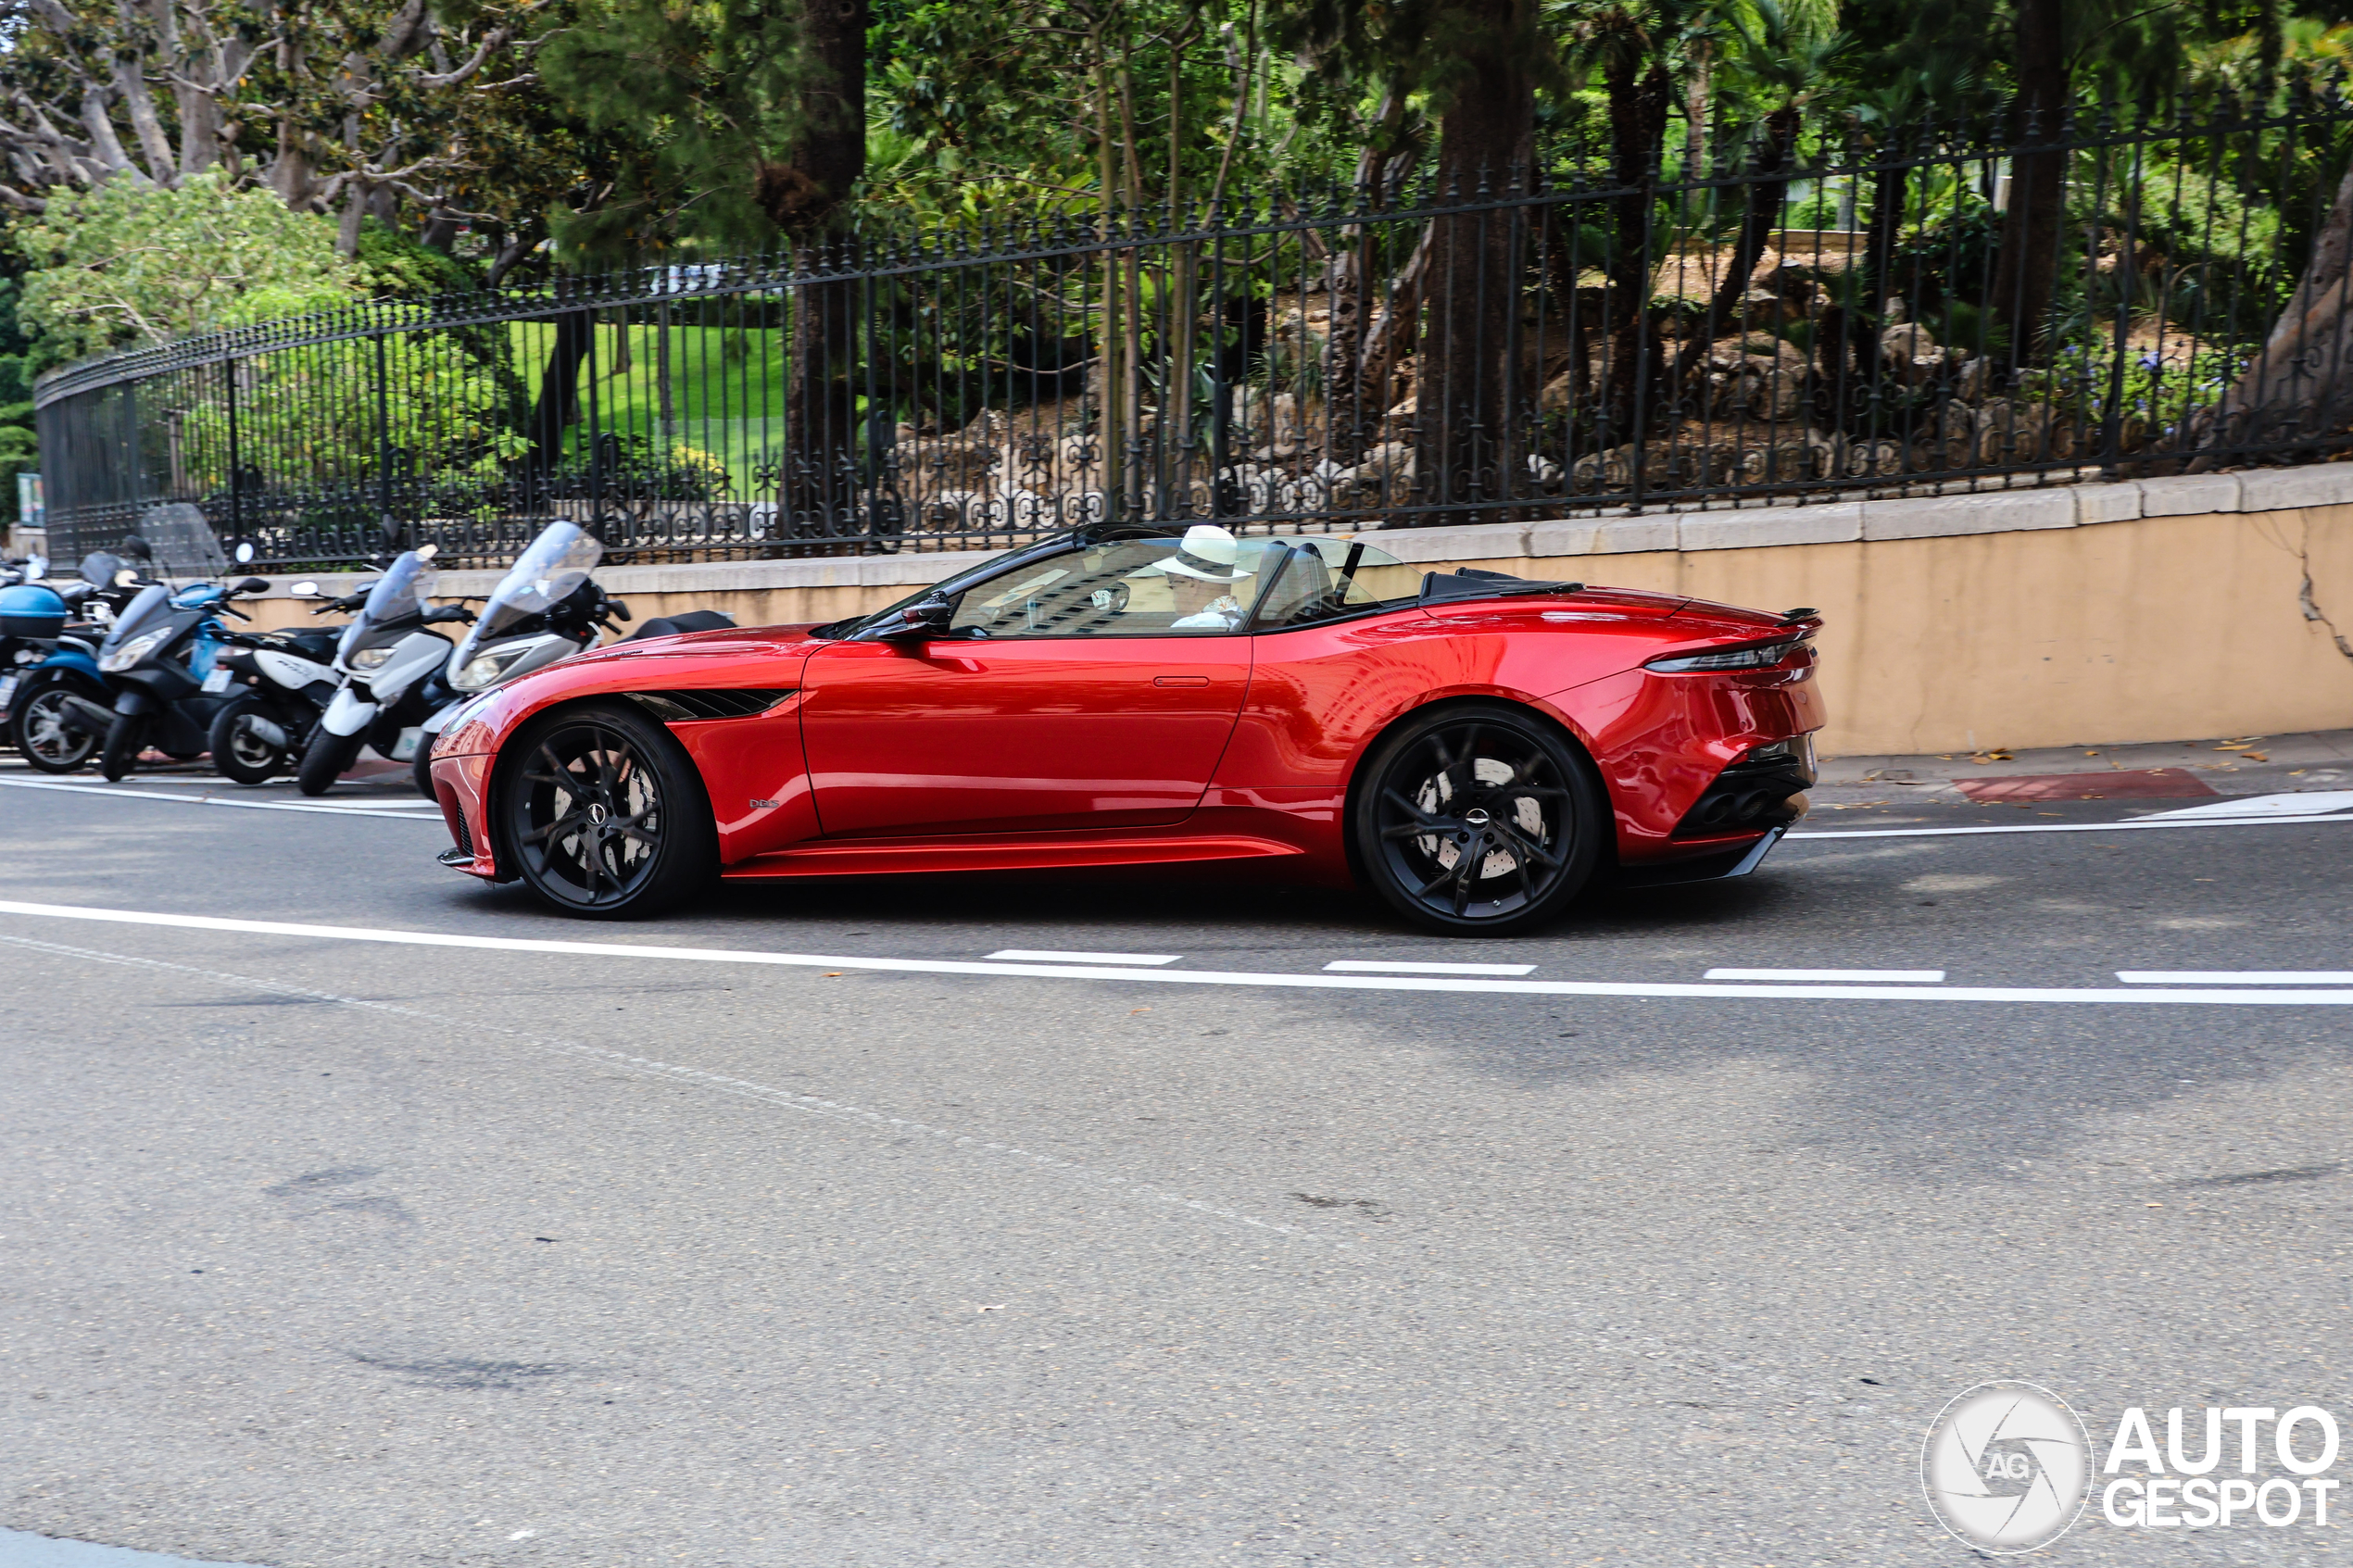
[{"x1": 621, "y1": 609, "x2": 736, "y2": 642}]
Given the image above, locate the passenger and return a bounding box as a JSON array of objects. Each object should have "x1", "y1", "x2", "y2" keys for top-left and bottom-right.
[{"x1": 1139, "y1": 525, "x2": 1252, "y2": 630}]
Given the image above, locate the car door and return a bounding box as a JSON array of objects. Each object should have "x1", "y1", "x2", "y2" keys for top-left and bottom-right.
[{"x1": 797, "y1": 537, "x2": 1261, "y2": 837}]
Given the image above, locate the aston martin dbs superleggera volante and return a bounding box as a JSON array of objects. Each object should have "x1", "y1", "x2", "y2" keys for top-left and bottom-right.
[{"x1": 425, "y1": 524, "x2": 1824, "y2": 933}]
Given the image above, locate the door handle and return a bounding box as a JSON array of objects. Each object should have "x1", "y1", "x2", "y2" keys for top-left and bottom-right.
[{"x1": 1152, "y1": 675, "x2": 1211, "y2": 687}]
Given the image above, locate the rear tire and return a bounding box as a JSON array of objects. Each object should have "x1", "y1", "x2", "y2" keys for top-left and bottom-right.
[
  {"x1": 499, "y1": 701, "x2": 716, "y2": 919},
  {"x1": 296, "y1": 726, "x2": 363, "y2": 797},
  {"x1": 1349, "y1": 701, "x2": 1604, "y2": 935},
  {"x1": 99, "y1": 714, "x2": 148, "y2": 781},
  {"x1": 209, "y1": 696, "x2": 290, "y2": 785},
  {"x1": 412, "y1": 742, "x2": 437, "y2": 800},
  {"x1": 13, "y1": 684, "x2": 100, "y2": 773}
]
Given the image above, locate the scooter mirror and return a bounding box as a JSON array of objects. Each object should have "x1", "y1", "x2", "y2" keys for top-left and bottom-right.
[
  {"x1": 233, "y1": 541, "x2": 256, "y2": 564},
  {"x1": 417, "y1": 544, "x2": 439, "y2": 562},
  {"x1": 233, "y1": 576, "x2": 271, "y2": 596},
  {"x1": 27, "y1": 555, "x2": 45, "y2": 581},
  {"x1": 288, "y1": 581, "x2": 321, "y2": 598},
  {"x1": 120, "y1": 533, "x2": 153, "y2": 561}
]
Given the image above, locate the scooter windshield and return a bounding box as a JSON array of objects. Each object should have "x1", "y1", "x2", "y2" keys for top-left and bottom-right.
[
  {"x1": 137, "y1": 503, "x2": 230, "y2": 581},
  {"x1": 450, "y1": 522, "x2": 601, "y2": 671},
  {"x1": 340, "y1": 549, "x2": 441, "y2": 665}
]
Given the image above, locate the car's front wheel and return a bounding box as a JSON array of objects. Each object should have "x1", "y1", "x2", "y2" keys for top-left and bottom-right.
[
  {"x1": 499, "y1": 702, "x2": 715, "y2": 919},
  {"x1": 1352, "y1": 701, "x2": 1604, "y2": 935}
]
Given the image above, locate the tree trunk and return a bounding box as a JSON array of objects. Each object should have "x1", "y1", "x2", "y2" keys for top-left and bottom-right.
[
  {"x1": 760, "y1": 0, "x2": 869, "y2": 548},
  {"x1": 524, "y1": 307, "x2": 597, "y2": 500},
  {"x1": 1991, "y1": 0, "x2": 2069, "y2": 368},
  {"x1": 1600, "y1": 56, "x2": 1672, "y2": 448},
  {"x1": 1409, "y1": 0, "x2": 1536, "y2": 525},
  {"x1": 1694, "y1": 106, "x2": 1797, "y2": 345},
  {"x1": 2190, "y1": 164, "x2": 2353, "y2": 462}
]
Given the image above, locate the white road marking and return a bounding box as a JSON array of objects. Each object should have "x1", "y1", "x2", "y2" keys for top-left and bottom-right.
[
  {"x1": 1, "y1": 898, "x2": 2348, "y2": 1007},
  {"x1": 2136, "y1": 790, "x2": 2353, "y2": 821},
  {"x1": 1324, "y1": 960, "x2": 1537, "y2": 975},
  {"x1": 987, "y1": 948, "x2": 1183, "y2": 965},
  {"x1": 1704, "y1": 967, "x2": 1945, "y2": 983},
  {"x1": 2118, "y1": 971, "x2": 2353, "y2": 985},
  {"x1": 0, "y1": 928, "x2": 1353, "y2": 1253},
  {"x1": 0, "y1": 774, "x2": 440, "y2": 820},
  {"x1": 1788, "y1": 812, "x2": 2353, "y2": 841}
]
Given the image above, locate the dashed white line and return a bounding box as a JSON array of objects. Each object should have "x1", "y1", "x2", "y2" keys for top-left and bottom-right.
[
  {"x1": 987, "y1": 949, "x2": 1182, "y2": 965},
  {"x1": 2117, "y1": 971, "x2": 2353, "y2": 985},
  {"x1": 1704, "y1": 967, "x2": 1945, "y2": 983},
  {"x1": 0, "y1": 899, "x2": 2348, "y2": 1007},
  {"x1": 1324, "y1": 960, "x2": 1538, "y2": 975}
]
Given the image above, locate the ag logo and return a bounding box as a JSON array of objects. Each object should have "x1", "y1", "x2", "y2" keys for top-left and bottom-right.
[{"x1": 1921, "y1": 1381, "x2": 2091, "y2": 1553}]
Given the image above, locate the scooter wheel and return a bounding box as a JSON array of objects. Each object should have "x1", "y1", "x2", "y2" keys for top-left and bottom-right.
[
  {"x1": 100, "y1": 715, "x2": 148, "y2": 782},
  {"x1": 209, "y1": 696, "x2": 290, "y2": 786},
  {"x1": 412, "y1": 743, "x2": 438, "y2": 801},
  {"x1": 296, "y1": 726, "x2": 364, "y2": 797},
  {"x1": 11, "y1": 685, "x2": 100, "y2": 773}
]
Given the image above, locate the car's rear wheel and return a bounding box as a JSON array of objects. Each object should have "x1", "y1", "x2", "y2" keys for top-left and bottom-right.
[
  {"x1": 500, "y1": 703, "x2": 714, "y2": 919},
  {"x1": 1352, "y1": 701, "x2": 1604, "y2": 935}
]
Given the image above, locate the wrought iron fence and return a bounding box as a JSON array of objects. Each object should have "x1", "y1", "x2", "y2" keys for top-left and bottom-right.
[{"x1": 34, "y1": 88, "x2": 2353, "y2": 571}]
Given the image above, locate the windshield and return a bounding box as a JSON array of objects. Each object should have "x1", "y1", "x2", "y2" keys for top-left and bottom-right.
[
  {"x1": 99, "y1": 583, "x2": 170, "y2": 654},
  {"x1": 339, "y1": 549, "x2": 441, "y2": 664},
  {"x1": 136, "y1": 503, "x2": 229, "y2": 581},
  {"x1": 451, "y1": 521, "x2": 602, "y2": 669}
]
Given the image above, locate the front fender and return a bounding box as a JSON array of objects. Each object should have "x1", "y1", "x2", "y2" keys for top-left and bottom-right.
[{"x1": 322, "y1": 685, "x2": 376, "y2": 736}]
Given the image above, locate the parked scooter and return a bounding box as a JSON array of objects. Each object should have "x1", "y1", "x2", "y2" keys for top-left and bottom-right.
[
  {"x1": 93, "y1": 565, "x2": 275, "y2": 779},
  {"x1": 407, "y1": 520, "x2": 722, "y2": 797},
  {"x1": 204, "y1": 621, "x2": 345, "y2": 784},
  {"x1": 293, "y1": 546, "x2": 476, "y2": 796},
  {"x1": 6, "y1": 550, "x2": 153, "y2": 772}
]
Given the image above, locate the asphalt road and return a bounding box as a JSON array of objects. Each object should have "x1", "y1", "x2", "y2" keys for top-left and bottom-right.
[{"x1": 3, "y1": 760, "x2": 2351, "y2": 1566}]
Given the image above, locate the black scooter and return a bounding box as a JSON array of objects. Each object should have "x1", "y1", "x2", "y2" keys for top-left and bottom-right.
[{"x1": 93, "y1": 571, "x2": 274, "y2": 779}]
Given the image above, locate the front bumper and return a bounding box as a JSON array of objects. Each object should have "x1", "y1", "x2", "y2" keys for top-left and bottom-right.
[{"x1": 428, "y1": 751, "x2": 504, "y2": 880}]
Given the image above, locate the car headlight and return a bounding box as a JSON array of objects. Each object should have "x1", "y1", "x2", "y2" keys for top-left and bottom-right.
[
  {"x1": 1644, "y1": 638, "x2": 1802, "y2": 673},
  {"x1": 98, "y1": 629, "x2": 169, "y2": 672},
  {"x1": 450, "y1": 646, "x2": 526, "y2": 691},
  {"x1": 347, "y1": 645, "x2": 396, "y2": 671}
]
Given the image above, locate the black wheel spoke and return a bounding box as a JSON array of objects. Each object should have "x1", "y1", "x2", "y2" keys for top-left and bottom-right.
[
  {"x1": 1382, "y1": 788, "x2": 1443, "y2": 827},
  {"x1": 1494, "y1": 822, "x2": 1563, "y2": 871}
]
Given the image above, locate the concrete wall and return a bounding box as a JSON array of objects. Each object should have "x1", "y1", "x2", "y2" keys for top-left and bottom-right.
[{"x1": 240, "y1": 465, "x2": 2353, "y2": 758}]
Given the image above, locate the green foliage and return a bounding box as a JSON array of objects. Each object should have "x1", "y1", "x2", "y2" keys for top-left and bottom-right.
[
  {"x1": 355, "y1": 219, "x2": 480, "y2": 299},
  {"x1": 18, "y1": 172, "x2": 355, "y2": 364}
]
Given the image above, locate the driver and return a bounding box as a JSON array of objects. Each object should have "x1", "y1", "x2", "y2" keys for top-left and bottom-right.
[{"x1": 1138, "y1": 525, "x2": 1252, "y2": 630}]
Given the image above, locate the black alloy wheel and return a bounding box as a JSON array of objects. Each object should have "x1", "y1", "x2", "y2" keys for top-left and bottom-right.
[
  {"x1": 13, "y1": 684, "x2": 99, "y2": 773},
  {"x1": 500, "y1": 703, "x2": 715, "y2": 919},
  {"x1": 208, "y1": 695, "x2": 291, "y2": 785},
  {"x1": 1352, "y1": 701, "x2": 1604, "y2": 935}
]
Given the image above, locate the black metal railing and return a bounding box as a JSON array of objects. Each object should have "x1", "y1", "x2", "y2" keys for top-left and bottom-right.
[{"x1": 35, "y1": 89, "x2": 2353, "y2": 571}]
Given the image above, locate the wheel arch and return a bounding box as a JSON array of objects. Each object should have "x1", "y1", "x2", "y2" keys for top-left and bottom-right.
[
  {"x1": 480, "y1": 692, "x2": 721, "y2": 884},
  {"x1": 1338, "y1": 692, "x2": 1619, "y2": 892}
]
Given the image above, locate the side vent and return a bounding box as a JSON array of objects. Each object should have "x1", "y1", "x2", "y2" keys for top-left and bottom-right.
[{"x1": 625, "y1": 688, "x2": 797, "y2": 721}]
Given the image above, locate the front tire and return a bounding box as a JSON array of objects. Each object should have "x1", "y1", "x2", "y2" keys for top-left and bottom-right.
[
  {"x1": 499, "y1": 702, "x2": 716, "y2": 919},
  {"x1": 13, "y1": 684, "x2": 100, "y2": 773},
  {"x1": 1350, "y1": 701, "x2": 1604, "y2": 935},
  {"x1": 209, "y1": 696, "x2": 291, "y2": 785},
  {"x1": 99, "y1": 713, "x2": 148, "y2": 781},
  {"x1": 296, "y1": 726, "x2": 364, "y2": 797}
]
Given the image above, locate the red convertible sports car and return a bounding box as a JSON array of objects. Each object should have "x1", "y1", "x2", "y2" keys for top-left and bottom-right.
[{"x1": 426, "y1": 523, "x2": 1824, "y2": 933}]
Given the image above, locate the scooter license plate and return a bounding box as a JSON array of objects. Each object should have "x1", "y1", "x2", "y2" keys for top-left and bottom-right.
[{"x1": 200, "y1": 667, "x2": 233, "y2": 694}]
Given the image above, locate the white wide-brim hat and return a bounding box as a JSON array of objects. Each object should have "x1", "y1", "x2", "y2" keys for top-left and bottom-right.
[{"x1": 1146, "y1": 524, "x2": 1248, "y2": 583}]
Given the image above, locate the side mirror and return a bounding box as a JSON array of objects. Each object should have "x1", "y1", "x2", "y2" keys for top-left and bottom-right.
[
  {"x1": 417, "y1": 543, "x2": 439, "y2": 562},
  {"x1": 867, "y1": 596, "x2": 953, "y2": 640},
  {"x1": 27, "y1": 555, "x2": 45, "y2": 582},
  {"x1": 120, "y1": 533, "x2": 153, "y2": 562},
  {"x1": 423, "y1": 603, "x2": 473, "y2": 624},
  {"x1": 288, "y1": 580, "x2": 321, "y2": 599},
  {"x1": 233, "y1": 576, "x2": 271, "y2": 596},
  {"x1": 233, "y1": 541, "x2": 256, "y2": 564}
]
